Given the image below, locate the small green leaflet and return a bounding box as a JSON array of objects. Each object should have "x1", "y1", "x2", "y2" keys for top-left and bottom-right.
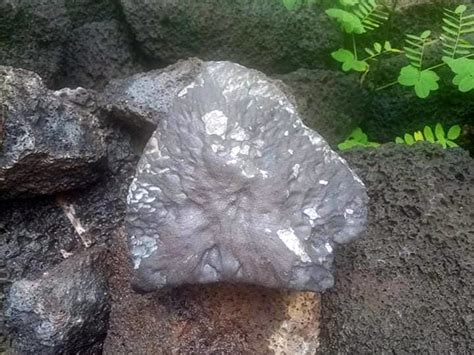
[
  {"x1": 443, "y1": 57, "x2": 474, "y2": 92},
  {"x1": 447, "y1": 125, "x2": 461, "y2": 140},
  {"x1": 398, "y1": 65, "x2": 440, "y2": 98},
  {"x1": 325, "y1": 9, "x2": 366, "y2": 34},
  {"x1": 423, "y1": 126, "x2": 435, "y2": 143},
  {"x1": 331, "y1": 49, "x2": 368, "y2": 72},
  {"x1": 338, "y1": 127, "x2": 380, "y2": 151},
  {"x1": 395, "y1": 124, "x2": 461, "y2": 148}
]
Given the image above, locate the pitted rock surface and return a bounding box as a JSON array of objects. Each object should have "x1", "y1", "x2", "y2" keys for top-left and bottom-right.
[
  {"x1": 100, "y1": 58, "x2": 203, "y2": 130},
  {"x1": 0, "y1": 66, "x2": 105, "y2": 199},
  {"x1": 126, "y1": 62, "x2": 368, "y2": 293},
  {"x1": 5, "y1": 248, "x2": 109, "y2": 354}
]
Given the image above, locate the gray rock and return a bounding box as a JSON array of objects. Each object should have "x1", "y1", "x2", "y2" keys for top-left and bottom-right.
[
  {"x1": 0, "y1": 114, "x2": 141, "y2": 353},
  {"x1": 101, "y1": 61, "x2": 368, "y2": 146},
  {"x1": 5, "y1": 248, "x2": 110, "y2": 354},
  {"x1": 0, "y1": 66, "x2": 106, "y2": 199},
  {"x1": 61, "y1": 19, "x2": 142, "y2": 90},
  {"x1": 100, "y1": 58, "x2": 203, "y2": 130},
  {"x1": 0, "y1": 0, "x2": 141, "y2": 89},
  {"x1": 126, "y1": 62, "x2": 368, "y2": 293},
  {"x1": 275, "y1": 69, "x2": 369, "y2": 146},
  {"x1": 320, "y1": 143, "x2": 474, "y2": 354},
  {"x1": 119, "y1": 0, "x2": 341, "y2": 73}
]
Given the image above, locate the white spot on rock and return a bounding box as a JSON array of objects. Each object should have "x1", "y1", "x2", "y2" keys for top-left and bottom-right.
[
  {"x1": 325, "y1": 243, "x2": 333, "y2": 253},
  {"x1": 319, "y1": 180, "x2": 328, "y2": 185},
  {"x1": 277, "y1": 228, "x2": 311, "y2": 263},
  {"x1": 202, "y1": 110, "x2": 228, "y2": 136},
  {"x1": 291, "y1": 164, "x2": 301, "y2": 178},
  {"x1": 303, "y1": 208, "x2": 320, "y2": 220},
  {"x1": 229, "y1": 127, "x2": 249, "y2": 141}
]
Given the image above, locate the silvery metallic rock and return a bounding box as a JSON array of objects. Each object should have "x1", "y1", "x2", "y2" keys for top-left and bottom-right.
[{"x1": 126, "y1": 62, "x2": 368, "y2": 293}]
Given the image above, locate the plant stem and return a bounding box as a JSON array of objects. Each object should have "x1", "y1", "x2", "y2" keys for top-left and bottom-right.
[
  {"x1": 375, "y1": 80, "x2": 398, "y2": 91},
  {"x1": 352, "y1": 34, "x2": 358, "y2": 60}
]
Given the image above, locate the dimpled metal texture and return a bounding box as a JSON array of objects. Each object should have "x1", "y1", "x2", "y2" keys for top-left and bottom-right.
[{"x1": 126, "y1": 62, "x2": 368, "y2": 293}]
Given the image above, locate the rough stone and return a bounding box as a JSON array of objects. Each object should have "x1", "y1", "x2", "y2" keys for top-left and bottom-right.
[
  {"x1": 0, "y1": 107, "x2": 141, "y2": 353},
  {"x1": 275, "y1": 69, "x2": 369, "y2": 146},
  {"x1": 104, "y1": 229, "x2": 322, "y2": 354},
  {"x1": 0, "y1": 0, "x2": 141, "y2": 89},
  {"x1": 61, "y1": 19, "x2": 142, "y2": 90},
  {"x1": 319, "y1": 143, "x2": 474, "y2": 354},
  {"x1": 0, "y1": 66, "x2": 106, "y2": 199},
  {"x1": 127, "y1": 61, "x2": 368, "y2": 293},
  {"x1": 119, "y1": 0, "x2": 341, "y2": 73},
  {"x1": 101, "y1": 62, "x2": 369, "y2": 146},
  {"x1": 100, "y1": 58, "x2": 203, "y2": 130},
  {"x1": 5, "y1": 248, "x2": 110, "y2": 354}
]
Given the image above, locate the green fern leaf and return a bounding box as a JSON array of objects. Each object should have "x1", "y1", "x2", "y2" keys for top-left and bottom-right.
[
  {"x1": 403, "y1": 31, "x2": 431, "y2": 69},
  {"x1": 442, "y1": 6, "x2": 474, "y2": 59},
  {"x1": 351, "y1": 0, "x2": 388, "y2": 32}
]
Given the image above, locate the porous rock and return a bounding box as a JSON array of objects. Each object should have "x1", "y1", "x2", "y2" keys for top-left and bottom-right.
[
  {"x1": 0, "y1": 0, "x2": 140, "y2": 89},
  {"x1": 119, "y1": 0, "x2": 341, "y2": 73},
  {"x1": 61, "y1": 19, "x2": 142, "y2": 90},
  {"x1": 127, "y1": 61, "x2": 368, "y2": 293},
  {"x1": 100, "y1": 58, "x2": 203, "y2": 130},
  {"x1": 319, "y1": 143, "x2": 474, "y2": 354},
  {"x1": 1, "y1": 110, "x2": 141, "y2": 353},
  {"x1": 5, "y1": 248, "x2": 110, "y2": 354},
  {"x1": 0, "y1": 66, "x2": 106, "y2": 199},
  {"x1": 275, "y1": 69, "x2": 368, "y2": 146}
]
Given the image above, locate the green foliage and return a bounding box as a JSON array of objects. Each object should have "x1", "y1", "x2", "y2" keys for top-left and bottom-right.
[
  {"x1": 351, "y1": 0, "x2": 389, "y2": 32},
  {"x1": 325, "y1": 0, "x2": 388, "y2": 34},
  {"x1": 397, "y1": 31, "x2": 441, "y2": 98},
  {"x1": 338, "y1": 124, "x2": 462, "y2": 151},
  {"x1": 398, "y1": 65, "x2": 440, "y2": 98},
  {"x1": 441, "y1": 5, "x2": 474, "y2": 59},
  {"x1": 395, "y1": 124, "x2": 462, "y2": 148},
  {"x1": 331, "y1": 49, "x2": 368, "y2": 71},
  {"x1": 283, "y1": 1, "x2": 474, "y2": 99},
  {"x1": 337, "y1": 128, "x2": 380, "y2": 150},
  {"x1": 443, "y1": 56, "x2": 474, "y2": 92},
  {"x1": 326, "y1": 8, "x2": 366, "y2": 34},
  {"x1": 402, "y1": 30, "x2": 431, "y2": 69}
]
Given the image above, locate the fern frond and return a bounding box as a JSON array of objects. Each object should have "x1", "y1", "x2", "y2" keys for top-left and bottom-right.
[
  {"x1": 441, "y1": 5, "x2": 474, "y2": 59},
  {"x1": 403, "y1": 31, "x2": 431, "y2": 69},
  {"x1": 352, "y1": 0, "x2": 389, "y2": 32}
]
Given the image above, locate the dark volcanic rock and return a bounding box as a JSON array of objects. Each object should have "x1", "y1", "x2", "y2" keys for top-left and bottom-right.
[
  {"x1": 61, "y1": 19, "x2": 142, "y2": 90},
  {"x1": 0, "y1": 66, "x2": 106, "y2": 199},
  {"x1": 319, "y1": 143, "x2": 474, "y2": 354},
  {"x1": 276, "y1": 69, "x2": 368, "y2": 146},
  {"x1": 119, "y1": 0, "x2": 341, "y2": 73},
  {"x1": 100, "y1": 58, "x2": 203, "y2": 130},
  {"x1": 0, "y1": 105, "x2": 141, "y2": 353},
  {"x1": 127, "y1": 62, "x2": 368, "y2": 293},
  {"x1": 0, "y1": 0, "x2": 141, "y2": 89},
  {"x1": 6, "y1": 248, "x2": 110, "y2": 354}
]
